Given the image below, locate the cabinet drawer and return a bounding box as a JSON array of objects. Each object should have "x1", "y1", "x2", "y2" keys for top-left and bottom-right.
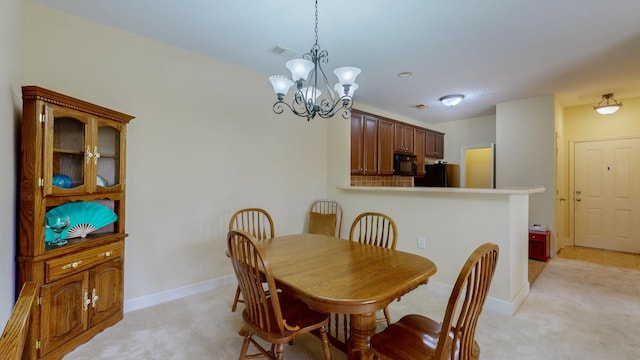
[
  {"x1": 45, "y1": 242, "x2": 122, "y2": 282},
  {"x1": 529, "y1": 232, "x2": 547, "y2": 241}
]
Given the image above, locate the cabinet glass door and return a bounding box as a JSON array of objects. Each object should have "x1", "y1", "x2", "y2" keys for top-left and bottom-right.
[
  {"x1": 96, "y1": 119, "x2": 124, "y2": 191},
  {"x1": 44, "y1": 105, "x2": 91, "y2": 196}
]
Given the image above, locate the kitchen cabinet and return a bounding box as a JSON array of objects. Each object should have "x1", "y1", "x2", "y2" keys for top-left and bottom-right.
[
  {"x1": 18, "y1": 86, "x2": 134, "y2": 359},
  {"x1": 351, "y1": 111, "x2": 378, "y2": 175},
  {"x1": 426, "y1": 130, "x2": 445, "y2": 159},
  {"x1": 414, "y1": 129, "x2": 426, "y2": 176},
  {"x1": 394, "y1": 122, "x2": 415, "y2": 154}
]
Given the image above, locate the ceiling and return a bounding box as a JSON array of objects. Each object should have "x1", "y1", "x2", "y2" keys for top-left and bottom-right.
[{"x1": 29, "y1": 0, "x2": 640, "y2": 124}]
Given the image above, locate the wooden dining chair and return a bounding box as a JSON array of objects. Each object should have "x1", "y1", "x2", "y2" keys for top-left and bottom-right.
[
  {"x1": 349, "y1": 211, "x2": 398, "y2": 250},
  {"x1": 227, "y1": 230, "x2": 332, "y2": 360},
  {"x1": 308, "y1": 199, "x2": 343, "y2": 238},
  {"x1": 0, "y1": 282, "x2": 39, "y2": 360},
  {"x1": 349, "y1": 211, "x2": 398, "y2": 326},
  {"x1": 229, "y1": 208, "x2": 275, "y2": 312},
  {"x1": 370, "y1": 243, "x2": 499, "y2": 360}
]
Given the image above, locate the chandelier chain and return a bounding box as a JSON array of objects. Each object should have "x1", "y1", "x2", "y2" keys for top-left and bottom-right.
[{"x1": 314, "y1": 0, "x2": 319, "y2": 50}]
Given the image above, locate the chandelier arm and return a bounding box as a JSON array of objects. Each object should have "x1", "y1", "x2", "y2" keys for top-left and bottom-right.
[{"x1": 315, "y1": 96, "x2": 354, "y2": 119}]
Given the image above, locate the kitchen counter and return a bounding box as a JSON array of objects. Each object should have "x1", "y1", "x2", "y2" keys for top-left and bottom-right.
[
  {"x1": 333, "y1": 184, "x2": 545, "y2": 315},
  {"x1": 339, "y1": 185, "x2": 545, "y2": 195}
]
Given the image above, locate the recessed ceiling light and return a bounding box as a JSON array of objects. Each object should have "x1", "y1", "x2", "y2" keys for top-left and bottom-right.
[
  {"x1": 398, "y1": 71, "x2": 413, "y2": 77},
  {"x1": 414, "y1": 104, "x2": 429, "y2": 109}
]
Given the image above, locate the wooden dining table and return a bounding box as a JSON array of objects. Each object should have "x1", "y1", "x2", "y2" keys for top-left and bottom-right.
[{"x1": 261, "y1": 233, "x2": 437, "y2": 360}]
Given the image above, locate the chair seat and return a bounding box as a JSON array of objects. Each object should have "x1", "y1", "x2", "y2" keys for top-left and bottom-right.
[
  {"x1": 243, "y1": 292, "x2": 329, "y2": 344},
  {"x1": 371, "y1": 314, "x2": 479, "y2": 360}
]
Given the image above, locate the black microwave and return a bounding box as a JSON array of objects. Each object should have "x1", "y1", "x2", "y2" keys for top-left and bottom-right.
[{"x1": 393, "y1": 154, "x2": 417, "y2": 176}]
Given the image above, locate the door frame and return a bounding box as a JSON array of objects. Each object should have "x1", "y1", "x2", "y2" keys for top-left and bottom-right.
[
  {"x1": 459, "y1": 143, "x2": 495, "y2": 189},
  {"x1": 568, "y1": 135, "x2": 640, "y2": 247}
]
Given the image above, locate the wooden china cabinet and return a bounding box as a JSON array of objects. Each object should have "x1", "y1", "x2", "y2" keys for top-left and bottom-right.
[{"x1": 18, "y1": 86, "x2": 134, "y2": 359}]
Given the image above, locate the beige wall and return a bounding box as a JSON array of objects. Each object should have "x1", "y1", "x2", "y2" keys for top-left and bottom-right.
[
  {"x1": 23, "y1": 4, "x2": 330, "y2": 303},
  {"x1": 0, "y1": 0, "x2": 23, "y2": 325}
]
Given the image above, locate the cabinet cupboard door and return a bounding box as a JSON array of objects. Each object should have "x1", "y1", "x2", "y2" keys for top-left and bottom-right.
[
  {"x1": 350, "y1": 115, "x2": 364, "y2": 174},
  {"x1": 96, "y1": 119, "x2": 126, "y2": 192},
  {"x1": 40, "y1": 271, "x2": 89, "y2": 355},
  {"x1": 90, "y1": 258, "x2": 124, "y2": 325},
  {"x1": 425, "y1": 130, "x2": 444, "y2": 159},
  {"x1": 43, "y1": 104, "x2": 92, "y2": 196},
  {"x1": 378, "y1": 120, "x2": 394, "y2": 175},
  {"x1": 394, "y1": 123, "x2": 415, "y2": 154},
  {"x1": 415, "y1": 129, "x2": 426, "y2": 176},
  {"x1": 362, "y1": 116, "x2": 378, "y2": 175},
  {"x1": 434, "y1": 132, "x2": 444, "y2": 159}
]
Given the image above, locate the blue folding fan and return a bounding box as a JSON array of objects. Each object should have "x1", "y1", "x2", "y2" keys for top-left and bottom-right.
[{"x1": 45, "y1": 201, "x2": 118, "y2": 241}]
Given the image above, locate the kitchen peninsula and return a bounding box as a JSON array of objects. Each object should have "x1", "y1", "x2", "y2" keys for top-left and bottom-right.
[{"x1": 333, "y1": 185, "x2": 545, "y2": 315}]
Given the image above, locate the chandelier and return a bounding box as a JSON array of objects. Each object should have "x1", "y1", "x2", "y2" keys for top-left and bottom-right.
[
  {"x1": 269, "y1": 0, "x2": 361, "y2": 120},
  {"x1": 593, "y1": 93, "x2": 622, "y2": 115}
]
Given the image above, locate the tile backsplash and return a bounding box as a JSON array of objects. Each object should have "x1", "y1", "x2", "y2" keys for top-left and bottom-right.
[{"x1": 350, "y1": 175, "x2": 414, "y2": 187}]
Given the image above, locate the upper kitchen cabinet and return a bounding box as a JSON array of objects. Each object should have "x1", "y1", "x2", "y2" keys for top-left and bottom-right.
[
  {"x1": 393, "y1": 122, "x2": 415, "y2": 154},
  {"x1": 426, "y1": 130, "x2": 445, "y2": 159},
  {"x1": 351, "y1": 111, "x2": 379, "y2": 175}
]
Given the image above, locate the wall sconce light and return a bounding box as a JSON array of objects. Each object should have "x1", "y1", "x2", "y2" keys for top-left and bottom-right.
[
  {"x1": 439, "y1": 94, "x2": 465, "y2": 107},
  {"x1": 593, "y1": 93, "x2": 622, "y2": 115}
]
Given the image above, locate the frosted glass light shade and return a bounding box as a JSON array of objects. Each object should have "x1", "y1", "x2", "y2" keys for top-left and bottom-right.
[
  {"x1": 439, "y1": 94, "x2": 465, "y2": 107},
  {"x1": 334, "y1": 82, "x2": 359, "y2": 97},
  {"x1": 594, "y1": 105, "x2": 621, "y2": 115},
  {"x1": 333, "y1": 67, "x2": 361, "y2": 85},
  {"x1": 300, "y1": 86, "x2": 321, "y2": 103},
  {"x1": 286, "y1": 59, "x2": 315, "y2": 81},
  {"x1": 269, "y1": 75, "x2": 294, "y2": 96}
]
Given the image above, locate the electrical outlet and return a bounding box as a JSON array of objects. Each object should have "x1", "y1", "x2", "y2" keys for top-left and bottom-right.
[{"x1": 418, "y1": 236, "x2": 426, "y2": 249}]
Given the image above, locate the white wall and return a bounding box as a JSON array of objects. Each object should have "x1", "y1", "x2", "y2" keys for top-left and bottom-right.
[
  {"x1": 0, "y1": 0, "x2": 24, "y2": 325},
  {"x1": 497, "y1": 95, "x2": 556, "y2": 239},
  {"x1": 2, "y1": 3, "x2": 562, "y2": 321},
  {"x1": 431, "y1": 115, "x2": 496, "y2": 164},
  {"x1": 23, "y1": 4, "x2": 330, "y2": 303}
]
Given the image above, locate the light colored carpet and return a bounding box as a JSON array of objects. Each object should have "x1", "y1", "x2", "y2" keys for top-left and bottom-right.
[{"x1": 63, "y1": 257, "x2": 640, "y2": 359}]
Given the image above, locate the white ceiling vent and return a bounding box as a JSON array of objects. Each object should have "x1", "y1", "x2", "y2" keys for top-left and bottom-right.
[{"x1": 270, "y1": 46, "x2": 298, "y2": 60}]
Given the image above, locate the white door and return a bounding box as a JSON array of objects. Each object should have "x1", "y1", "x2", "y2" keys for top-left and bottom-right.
[{"x1": 574, "y1": 138, "x2": 640, "y2": 253}]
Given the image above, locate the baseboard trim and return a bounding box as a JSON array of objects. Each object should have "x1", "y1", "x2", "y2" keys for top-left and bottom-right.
[
  {"x1": 124, "y1": 274, "x2": 236, "y2": 313},
  {"x1": 124, "y1": 275, "x2": 529, "y2": 316},
  {"x1": 427, "y1": 280, "x2": 529, "y2": 316}
]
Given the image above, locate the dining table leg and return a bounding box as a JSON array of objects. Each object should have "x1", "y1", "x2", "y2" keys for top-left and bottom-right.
[{"x1": 347, "y1": 312, "x2": 376, "y2": 360}]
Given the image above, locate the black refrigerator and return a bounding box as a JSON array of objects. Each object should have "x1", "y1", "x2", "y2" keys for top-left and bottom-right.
[{"x1": 415, "y1": 163, "x2": 460, "y2": 187}]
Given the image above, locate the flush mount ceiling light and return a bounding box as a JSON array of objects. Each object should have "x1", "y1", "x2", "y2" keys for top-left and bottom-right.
[
  {"x1": 439, "y1": 94, "x2": 465, "y2": 107},
  {"x1": 593, "y1": 93, "x2": 622, "y2": 115},
  {"x1": 269, "y1": 0, "x2": 361, "y2": 121}
]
